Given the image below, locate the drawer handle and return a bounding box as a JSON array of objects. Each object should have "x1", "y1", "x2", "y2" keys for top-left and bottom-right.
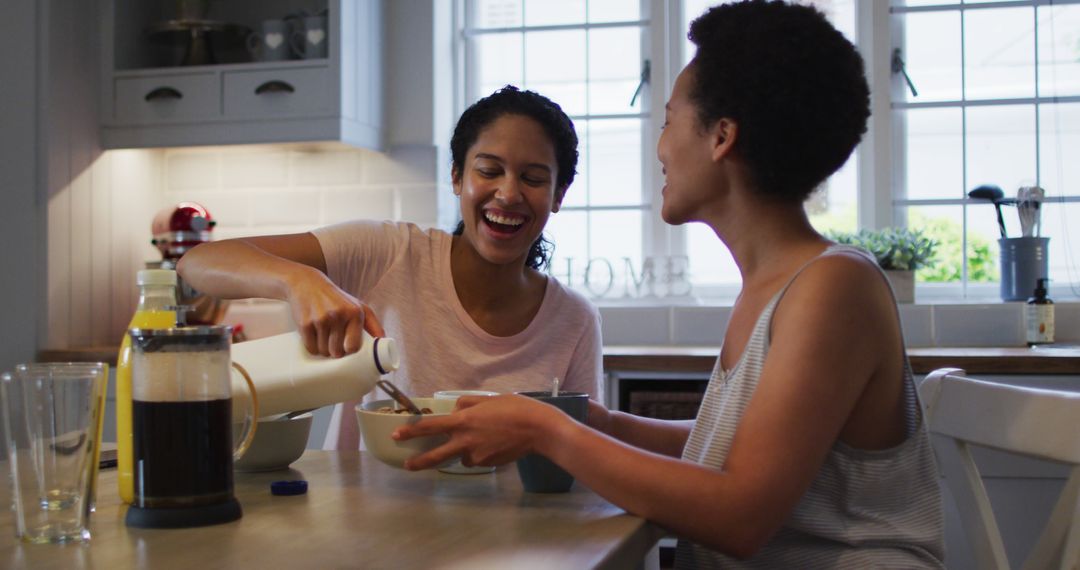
[
  {"x1": 144, "y1": 86, "x2": 183, "y2": 101},
  {"x1": 254, "y1": 80, "x2": 296, "y2": 95}
]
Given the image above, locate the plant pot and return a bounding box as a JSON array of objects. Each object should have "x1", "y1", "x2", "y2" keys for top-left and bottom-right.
[{"x1": 884, "y1": 270, "x2": 915, "y2": 304}]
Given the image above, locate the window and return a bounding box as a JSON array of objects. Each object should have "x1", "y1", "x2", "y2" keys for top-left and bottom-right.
[
  {"x1": 458, "y1": 0, "x2": 1080, "y2": 301},
  {"x1": 888, "y1": 0, "x2": 1080, "y2": 299},
  {"x1": 461, "y1": 0, "x2": 655, "y2": 300}
]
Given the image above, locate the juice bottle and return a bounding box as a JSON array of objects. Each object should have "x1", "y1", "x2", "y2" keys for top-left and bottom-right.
[{"x1": 116, "y1": 269, "x2": 178, "y2": 504}]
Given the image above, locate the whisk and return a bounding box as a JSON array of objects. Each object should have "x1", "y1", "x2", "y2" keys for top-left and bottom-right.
[{"x1": 1016, "y1": 186, "x2": 1044, "y2": 237}]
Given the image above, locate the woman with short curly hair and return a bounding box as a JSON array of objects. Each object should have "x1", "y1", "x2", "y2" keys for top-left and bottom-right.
[{"x1": 398, "y1": 2, "x2": 945, "y2": 567}]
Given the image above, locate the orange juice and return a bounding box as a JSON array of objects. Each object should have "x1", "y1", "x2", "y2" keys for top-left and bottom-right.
[{"x1": 116, "y1": 270, "x2": 177, "y2": 504}]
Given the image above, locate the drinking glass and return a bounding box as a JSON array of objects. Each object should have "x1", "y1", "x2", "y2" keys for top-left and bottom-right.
[{"x1": 1, "y1": 363, "x2": 108, "y2": 544}]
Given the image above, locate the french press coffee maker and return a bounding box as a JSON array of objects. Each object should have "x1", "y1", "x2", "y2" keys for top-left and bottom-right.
[{"x1": 124, "y1": 326, "x2": 257, "y2": 529}]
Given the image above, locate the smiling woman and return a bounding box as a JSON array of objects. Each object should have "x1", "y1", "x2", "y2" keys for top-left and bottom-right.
[{"x1": 177, "y1": 86, "x2": 604, "y2": 451}]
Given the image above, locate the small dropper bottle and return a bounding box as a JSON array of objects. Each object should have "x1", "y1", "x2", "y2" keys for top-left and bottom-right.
[{"x1": 1025, "y1": 278, "x2": 1054, "y2": 346}]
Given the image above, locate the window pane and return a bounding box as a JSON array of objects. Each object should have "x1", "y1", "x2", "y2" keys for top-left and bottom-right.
[
  {"x1": 586, "y1": 119, "x2": 643, "y2": 207},
  {"x1": 547, "y1": 210, "x2": 588, "y2": 274},
  {"x1": 816, "y1": 0, "x2": 855, "y2": 42},
  {"x1": 903, "y1": 108, "x2": 963, "y2": 200},
  {"x1": 524, "y1": 0, "x2": 584, "y2": 27},
  {"x1": 1037, "y1": 5, "x2": 1080, "y2": 98},
  {"x1": 588, "y1": 0, "x2": 640, "y2": 23},
  {"x1": 891, "y1": 0, "x2": 956, "y2": 7},
  {"x1": 808, "y1": 150, "x2": 858, "y2": 235},
  {"x1": 1039, "y1": 103, "x2": 1080, "y2": 199},
  {"x1": 590, "y1": 210, "x2": 643, "y2": 287},
  {"x1": 525, "y1": 30, "x2": 586, "y2": 116},
  {"x1": 474, "y1": 33, "x2": 523, "y2": 96},
  {"x1": 965, "y1": 204, "x2": 1001, "y2": 284},
  {"x1": 966, "y1": 105, "x2": 1037, "y2": 207},
  {"x1": 587, "y1": 27, "x2": 642, "y2": 116},
  {"x1": 475, "y1": 0, "x2": 522, "y2": 28},
  {"x1": 964, "y1": 7, "x2": 1035, "y2": 100},
  {"x1": 563, "y1": 119, "x2": 589, "y2": 209},
  {"x1": 548, "y1": 210, "x2": 645, "y2": 298},
  {"x1": 905, "y1": 206, "x2": 966, "y2": 284},
  {"x1": 899, "y1": 11, "x2": 962, "y2": 103},
  {"x1": 687, "y1": 223, "x2": 740, "y2": 286},
  {"x1": 1042, "y1": 203, "x2": 1080, "y2": 292}
]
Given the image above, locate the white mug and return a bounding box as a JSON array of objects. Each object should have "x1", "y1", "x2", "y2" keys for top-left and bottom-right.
[{"x1": 433, "y1": 390, "x2": 499, "y2": 474}]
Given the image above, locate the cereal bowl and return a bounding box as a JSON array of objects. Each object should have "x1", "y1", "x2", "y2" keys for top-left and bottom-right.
[
  {"x1": 233, "y1": 412, "x2": 313, "y2": 472},
  {"x1": 357, "y1": 398, "x2": 454, "y2": 469}
]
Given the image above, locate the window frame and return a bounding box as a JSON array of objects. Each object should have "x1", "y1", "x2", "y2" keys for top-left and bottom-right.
[
  {"x1": 455, "y1": 0, "x2": 1080, "y2": 303},
  {"x1": 876, "y1": 0, "x2": 1080, "y2": 301}
]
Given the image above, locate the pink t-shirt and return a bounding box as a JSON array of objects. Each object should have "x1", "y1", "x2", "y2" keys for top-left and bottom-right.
[{"x1": 312, "y1": 220, "x2": 604, "y2": 450}]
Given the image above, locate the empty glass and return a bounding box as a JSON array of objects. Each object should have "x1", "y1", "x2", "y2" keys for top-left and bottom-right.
[{"x1": 1, "y1": 363, "x2": 108, "y2": 544}]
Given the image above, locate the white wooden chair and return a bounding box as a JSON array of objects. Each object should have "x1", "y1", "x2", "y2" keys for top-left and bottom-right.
[{"x1": 920, "y1": 368, "x2": 1080, "y2": 570}]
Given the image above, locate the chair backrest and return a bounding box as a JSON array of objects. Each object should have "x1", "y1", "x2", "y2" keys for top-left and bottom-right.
[{"x1": 920, "y1": 368, "x2": 1080, "y2": 570}]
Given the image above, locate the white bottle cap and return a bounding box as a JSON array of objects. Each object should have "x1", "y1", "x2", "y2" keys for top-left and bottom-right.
[
  {"x1": 373, "y1": 337, "x2": 400, "y2": 375},
  {"x1": 137, "y1": 269, "x2": 178, "y2": 286}
]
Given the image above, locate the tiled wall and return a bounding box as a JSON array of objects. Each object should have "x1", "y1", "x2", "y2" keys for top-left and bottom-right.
[
  {"x1": 598, "y1": 302, "x2": 1080, "y2": 347},
  {"x1": 162, "y1": 143, "x2": 444, "y2": 241},
  {"x1": 44, "y1": 142, "x2": 448, "y2": 348}
]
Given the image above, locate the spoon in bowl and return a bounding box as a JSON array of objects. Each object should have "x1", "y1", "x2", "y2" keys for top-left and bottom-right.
[{"x1": 376, "y1": 380, "x2": 424, "y2": 415}]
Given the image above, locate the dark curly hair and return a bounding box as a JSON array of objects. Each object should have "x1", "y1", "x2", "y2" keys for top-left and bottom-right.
[
  {"x1": 450, "y1": 86, "x2": 578, "y2": 270},
  {"x1": 687, "y1": 0, "x2": 870, "y2": 202}
]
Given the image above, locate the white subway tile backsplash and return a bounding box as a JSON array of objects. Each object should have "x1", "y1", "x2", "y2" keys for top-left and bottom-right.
[
  {"x1": 1052, "y1": 303, "x2": 1080, "y2": 343},
  {"x1": 365, "y1": 145, "x2": 439, "y2": 185},
  {"x1": 397, "y1": 185, "x2": 440, "y2": 224},
  {"x1": 671, "y1": 306, "x2": 729, "y2": 346},
  {"x1": 599, "y1": 306, "x2": 672, "y2": 345},
  {"x1": 898, "y1": 304, "x2": 934, "y2": 347},
  {"x1": 164, "y1": 190, "x2": 250, "y2": 228},
  {"x1": 166, "y1": 151, "x2": 219, "y2": 189},
  {"x1": 221, "y1": 151, "x2": 289, "y2": 188},
  {"x1": 323, "y1": 187, "x2": 396, "y2": 224},
  {"x1": 211, "y1": 225, "x2": 322, "y2": 241},
  {"x1": 250, "y1": 190, "x2": 321, "y2": 226},
  {"x1": 291, "y1": 149, "x2": 365, "y2": 186},
  {"x1": 933, "y1": 303, "x2": 1025, "y2": 347}
]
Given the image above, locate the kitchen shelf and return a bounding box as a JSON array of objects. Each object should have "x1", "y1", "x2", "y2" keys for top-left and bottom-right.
[{"x1": 100, "y1": 0, "x2": 383, "y2": 150}]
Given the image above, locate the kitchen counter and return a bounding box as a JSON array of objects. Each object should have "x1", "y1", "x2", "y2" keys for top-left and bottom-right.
[
  {"x1": 0, "y1": 451, "x2": 663, "y2": 569},
  {"x1": 39, "y1": 345, "x2": 1080, "y2": 375},
  {"x1": 603, "y1": 345, "x2": 1080, "y2": 375}
]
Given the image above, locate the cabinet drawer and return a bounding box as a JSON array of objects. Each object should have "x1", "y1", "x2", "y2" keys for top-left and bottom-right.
[
  {"x1": 114, "y1": 74, "x2": 219, "y2": 125},
  {"x1": 223, "y1": 68, "x2": 333, "y2": 119}
]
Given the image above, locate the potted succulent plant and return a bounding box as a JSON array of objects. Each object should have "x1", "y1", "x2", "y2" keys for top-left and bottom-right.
[{"x1": 826, "y1": 228, "x2": 938, "y2": 303}]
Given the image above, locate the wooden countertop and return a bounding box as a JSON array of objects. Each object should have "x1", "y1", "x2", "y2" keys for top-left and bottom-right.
[
  {"x1": 0, "y1": 451, "x2": 663, "y2": 569},
  {"x1": 603, "y1": 345, "x2": 1080, "y2": 375},
  {"x1": 39, "y1": 344, "x2": 1080, "y2": 375}
]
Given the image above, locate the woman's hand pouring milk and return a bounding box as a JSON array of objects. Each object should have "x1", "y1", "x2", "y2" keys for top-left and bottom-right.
[{"x1": 284, "y1": 265, "x2": 385, "y2": 357}]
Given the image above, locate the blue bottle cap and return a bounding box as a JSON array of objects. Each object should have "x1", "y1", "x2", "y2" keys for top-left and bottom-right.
[{"x1": 271, "y1": 480, "x2": 308, "y2": 496}]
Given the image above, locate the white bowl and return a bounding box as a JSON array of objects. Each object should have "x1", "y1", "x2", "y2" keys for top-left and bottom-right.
[
  {"x1": 357, "y1": 398, "x2": 454, "y2": 469},
  {"x1": 233, "y1": 413, "x2": 313, "y2": 473}
]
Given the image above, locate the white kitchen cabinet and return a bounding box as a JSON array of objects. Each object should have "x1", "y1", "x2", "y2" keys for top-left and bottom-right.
[{"x1": 100, "y1": 0, "x2": 382, "y2": 150}]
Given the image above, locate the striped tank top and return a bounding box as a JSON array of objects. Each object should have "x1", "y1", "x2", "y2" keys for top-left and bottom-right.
[{"x1": 675, "y1": 245, "x2": 945, "y2": 569}]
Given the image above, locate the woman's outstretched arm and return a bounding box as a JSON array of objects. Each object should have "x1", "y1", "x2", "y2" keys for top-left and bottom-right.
[{"x1": 177, "y1": 233, "x2": 383, "y2": 356}]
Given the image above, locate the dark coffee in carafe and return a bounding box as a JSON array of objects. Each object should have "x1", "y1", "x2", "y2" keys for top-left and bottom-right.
[
  {"x1": 132, "y1": 399, "x2": 233, "y2": 507},
  {"x1": 125, "y1": 326, "x2": 258, "y2": 529}
]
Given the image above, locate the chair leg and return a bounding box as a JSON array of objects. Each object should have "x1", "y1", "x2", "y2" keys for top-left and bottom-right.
[{"x1": 1021, "y1": 468, "x2": 1080, "y2": 570}]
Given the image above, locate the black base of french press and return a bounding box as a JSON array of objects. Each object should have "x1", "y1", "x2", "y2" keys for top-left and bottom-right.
[{"x1": 125, "y1": 498, "x2": 243, "y2": 529}]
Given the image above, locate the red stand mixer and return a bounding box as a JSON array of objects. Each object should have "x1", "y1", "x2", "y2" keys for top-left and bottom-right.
[{"x1": 147, "y1": 202, "x2": 229, "y2": 325}]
